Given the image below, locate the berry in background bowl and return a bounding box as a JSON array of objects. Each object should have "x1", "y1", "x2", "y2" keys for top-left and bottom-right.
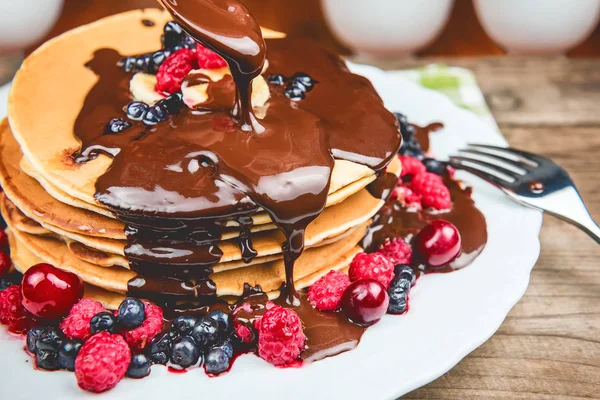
[{"x1": 21, "y1": 263, "x2": 84, "y2": 320}]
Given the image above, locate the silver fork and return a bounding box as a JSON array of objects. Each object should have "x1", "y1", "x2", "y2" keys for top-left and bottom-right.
[{"x1": 448, "y1": 144, "x2": 600, "y2": 243}]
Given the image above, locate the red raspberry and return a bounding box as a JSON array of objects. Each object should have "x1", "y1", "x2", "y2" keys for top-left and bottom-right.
[
  {"x1": 0, "y1": 251, "x2": 11, "y2": 278},
  {"x1": 307, "y1": 270, "x2": 350, "y2": 311},
  {"x1": 121, "y1": 301, "x2": 163, "y2": 351},
  {"x1": 380, "y1": 239, "x2": 413, "y2": 265},
  {"x1": 257, "y1": 305, "x2": 305, "y2": 366},
  {"x1": 349, "y1": 252, "x2": 394, "y2": 288},
  {"x1": 410, "y1": 172, "x2": 452, "y2": 210},
  {"x1": 196, "y1": 43, "x2": 227, "y2": 69},
  {"x1": 399, "y1": 156, "x2": 426, "y2": 178},
  {"x1": 0, "y1": 285, "x2": 36, "y2": 334},
  {"x1": 60, "y1": 298, "x2": 106, "y2": 341},
  {"x1": 233, "y1": 300, "x2": 274, "y2": 344},
  {"x1": 393, "y1": 185, "x2": 422, "y2": 209},
  {"x1": 155, "y1": 48, "x2": 198, "y2": 94},
  {"x1": 0, "y1": 230, "x2": 8, "y2": 249},
  {"x1": 75, "y1": 332, "x2": 131, "y2": 393}
]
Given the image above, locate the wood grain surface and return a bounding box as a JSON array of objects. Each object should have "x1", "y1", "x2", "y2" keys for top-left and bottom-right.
[{"x1": 24, "y1": 1, "x2": 600, "y2": 398}]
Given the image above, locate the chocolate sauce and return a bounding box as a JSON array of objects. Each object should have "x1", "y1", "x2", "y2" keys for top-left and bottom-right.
[{"x1": 73, "y1": 40, "x2": 400, "y2": 303}]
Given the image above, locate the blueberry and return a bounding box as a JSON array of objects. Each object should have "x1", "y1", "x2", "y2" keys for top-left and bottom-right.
[
  {"x1": 402, "y1": 140, "x2": 424, "y2": 159},
  {"x1": 36, "y1": 327, "x2": 64, "y2": 352},
  {"x1": 216, "y1": 339, "x2": 234, "y2": 359},
  {"x1": 36, "y1": 349, "x2": 61, "y2": 371},
  {"x1": 423, "y1": 158, "x2": 446, "y2": 175},
  {"x1": 291, "y1": 72, "x2": 315, "y2": 92},
  {"x1": 191, "y1": 317, "x2": 220, "y2": 348},
  {"x1": 393, "y1": 112, "x2": 409, "y2": 128},
  {"x1": 267, "y1": 74, "x2": 286, "y2": 86},
  {"x1": 58, "y1": 339, "x2": 83, "y2": 371},
  {"x1": 26, "y1": 326, "x2": 45, "y2": 353},
  {"x1": 126, "y1": 101, "x2": 149, "y2": 121},
  {"x1": 147, "y1": 332, "x2": 172, "y2": 365},
  {"x1": 284, "y1": 84, "x2": 305, "y2": 101},
  {"x1": 394, "y1": 264, "x2": 416, "y2": 287},
  {"x1": 90, "y1": 311, "x2": 119, "y2": 334},
  {"x1": 127, "y1": 354, "x2": 151, "y2": 379},
  {"x1": 170, "y1": 337, "x2": 201, "y2": 369},
  {"x1": 117, "y1": 297, "x2": 145, "y2": 329},
  {"x1": 387, "y1": 275, "x2": 412, "y2": 315},
  {"x1": 207, "y1": 310, "x2": 232, "y2": 333},
  {"x1": 0, "y1": 272, "x2": 21, "y2": 291},
  {"x1": 142, "y1": 104, "x2": 169, "y2": 125},
  {"x1": 204, "y1": 347, "x2": 230, "y2": 375},
  {"x1": 180, "y1": 34, "x2": 197, "y2": 50},
  {"x1": 170, "y1": 315, "x2": 197, "y2": 336},
  {"x1": 162, "y1": 21, "x2": 184, "y2": 50},
  {"x1": 105, "y1": 117, "x2": 132, "y2": 134},
  {"x1": 157, "y1": 92, "x2": 184, "y2": 115}
]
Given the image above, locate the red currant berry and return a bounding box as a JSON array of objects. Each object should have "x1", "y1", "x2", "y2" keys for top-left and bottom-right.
[
  {"x1": 341, "y1": 279, "x2": 389, "y2": 326},
  {"x1": 0, "y1": 251, "x2": 11, "y2": 278},
  {"x1": 414, "y1": 220, "x2": 461, "y2": 268},
  {"x1": 21, "y1": 263, "x2": 84, "y2": 320},
  {"x1": 0, "y1": 230, "x2": 8, "y2": 249}
]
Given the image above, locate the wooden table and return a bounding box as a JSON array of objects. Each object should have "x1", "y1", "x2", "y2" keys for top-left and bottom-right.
[{"x1": 28, "y1": 1, "x2": 600, "y2": 398}]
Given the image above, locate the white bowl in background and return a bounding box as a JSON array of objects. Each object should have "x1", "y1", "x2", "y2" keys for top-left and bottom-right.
[
  {"x1": 474, "y1": 0, "x2": 600, "y2": 55},
  {"x1": 0, "y1": 0, "x2": 64, "y2": 55},
  {"x1": 321, "y1": 0, "x2": 454, "y2": 56}
]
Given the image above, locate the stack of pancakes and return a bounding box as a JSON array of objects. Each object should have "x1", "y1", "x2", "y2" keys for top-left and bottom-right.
[{"x1": 0, "y1": 9, "x2": 401, "y2": 310}]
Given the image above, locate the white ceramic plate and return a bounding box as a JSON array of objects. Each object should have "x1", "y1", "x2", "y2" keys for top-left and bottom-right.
[{"x1": 0, "y1": 65, "x2": 542, "y2": 400}]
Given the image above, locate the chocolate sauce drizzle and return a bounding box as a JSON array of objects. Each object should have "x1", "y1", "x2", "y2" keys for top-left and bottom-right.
[{"x1": 72, "y1": 6, "x2": 400, "y2": 305}]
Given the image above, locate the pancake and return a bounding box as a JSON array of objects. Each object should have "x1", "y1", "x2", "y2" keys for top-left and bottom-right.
[
  {"x1": 7, "y1": 218, "x2": 366, "y2": 297},
  {"x1": 8, "y1": 9, "x2": 382, "y2": 224}
]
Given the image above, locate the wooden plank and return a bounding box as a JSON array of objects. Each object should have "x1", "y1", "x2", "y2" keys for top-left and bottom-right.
[{"x1": 366, "y1": 57, "x2": 600, "y2": 127}]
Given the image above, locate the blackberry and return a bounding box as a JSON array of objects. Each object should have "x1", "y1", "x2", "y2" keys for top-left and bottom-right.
[
  {"x1": 142, "y1": 104, "x2": 169, "y2": 125},
  {"x1": 126, "y1": 101, "x2": 149, "y2": 121},
  {"x1": 170, "y1": 315, "x2": 197, "y2": 336},
  {"x1": 207, "y1": 310, "x2": 232, "y2": 333},
  {"x1": 267, "y1": 74, "x2": 286, "y2": 86},
  {"x1": 127, "y1": 354, "x2": 151, "y2": 379},
  {"x1": 90, "y1": 311, "x2": 119, "y2": 334},
  {"x1": 147, "y1": 332, "x2": 172, "y2": 365},
  {"x1": 58, "y1": 339, "x2": 83, "y2": 371},
  {"x1": 105, "y1": 118, "x2": 132, "y2": 134},
  {"x1": 26, "y1": 326, "x2": 45, "y2": 353},
  {"x1": 36, "y1": 327, "x2": 64, "y2": 352},
  {"x1": 36, "y1": 349, "x2": 61, "y2": 371},
  {"x1": 394, "y1": 264, "x2": 416, "y2": 287},
  {"x1": 284, "y1": 84, "x2": 305, "y2": 101},
  {"x1": 291, "y1": 72, "x2": 315, "y2": 92},
  {"x1": 117, "y1": 297, "x2": 145, "y2": 329},
  {"x1": 156, "y1": 92, "x2": 184, "y2": 115},
  {"x1": 170, "y1": 337, "x2": 201, "y2": 369},
  {"x1": 204, "y1": 347, "x2": 230, "y2": 375},
  {"x1": 190, "y1": 317, "x2": 220, "y2": 348},
  {"x1": 423, "y1": 158, "x2": 446, "y2": 175}
]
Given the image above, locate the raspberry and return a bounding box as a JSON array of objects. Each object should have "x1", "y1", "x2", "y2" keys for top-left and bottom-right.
[
  {"x1": 0, "y1": 285, "x2": 36, "y2": 334},
  {"x1": 233, "y1": 300, "x2": 274, "y2": 344},
  {"x1": 155, "y1": 48, "x2": 198, "y2": 95},
  {"x1": 75, "y1": 332, "x2": 131, "y2": 393},
  {"x1": 380, "y1": 239, "x2": 413, "y2": 265},
  {"x1": 256, "y1": 305, "x2": 305, "y2": 366},
  {"x1": 121, "y1": 301, "x2": 163, "y2": 351},
  {"x1": 307, "y1": 270, "x2": 350, "y2": 311},
  {"x1": 196, "y1": 43, "x2": 227, "y2": 69},
  {"x1": 410, "y1": 172, "x2": 452, "y2": 210},
  {"x1": 60, "y1": 298, "x2": 106, "y2": 341},
  {"x1": 348, "y1": 252, "x2": 394, "y2": 288},
  {"x1": 399, "y1": 156, "x2": 426, "y2": 178},
  {"x1": 393, "y1": 185, "x2": 422, "y2": 210}
]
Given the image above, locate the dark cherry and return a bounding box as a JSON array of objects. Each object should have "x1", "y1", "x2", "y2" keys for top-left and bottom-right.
[
  {"x1": 0, "y1": 229, "x2": 7, "y2": 249},
  {"x1": 341, "y1": 279, "x2": 389, "y2": 326},
  {"x1": 414, "y1": 220, "x2": 461, "y2": 268},
  {"x1": 0, "y1": 251, "x2": 11, "y2": 278},
  {"x1": 21, "y1": 263, "x2": 84, "y2": 320}
]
